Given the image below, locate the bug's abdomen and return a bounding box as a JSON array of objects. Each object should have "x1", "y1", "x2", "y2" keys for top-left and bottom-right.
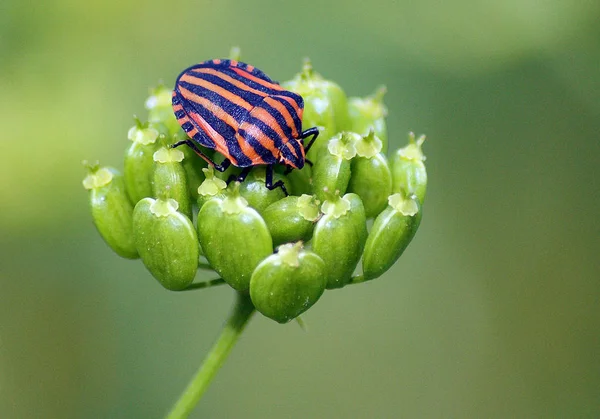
[
  {"x1": 236, "y1": 102, "x2": 284, "y2": 166},
  {"x1": 233, "y1": 95, "x2": 304, "y2": 166}
]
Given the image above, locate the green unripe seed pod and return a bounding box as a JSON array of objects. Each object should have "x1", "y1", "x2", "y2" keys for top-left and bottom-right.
[
  {"x1": 145, "y1": 84, "x2": 181, "y2": 135},
  {"x1": 311, "y1": 132, "x2": 360, "y2": 202},
  {"x1": 282, "y1": 59, "x2": 350, "y2": 161},
  {"x1": 124, "y1": 120, "x2": 162, "y2": 204},
  {"x1": 391, "y1": 133, "x2": 427, "y2": 203},
  {"x1": 312, "y1": 192, "x2": 367, "y2": 289},
  {"x1": 284, "y1": 164, "x2": 312, "y2": 196},
  {"x1": 349, "y1": 155, "x2": 392, "y2": 219},
  {"x1": 197, "y1": 183, "x2": 273, "y2": 291},
  {"x1": 133, "y1": 197, "x2": 199, "y2": 290},
  {"x1": 345, "y1": 192, "x2": 368, "y2": 252},
  {"x1": 263, "y1": 194, "x2": 321, "y2": 246},
  {"x1": 238, "y1": 168, "x2": 290, "y2": 214},
  {"x1": 250, "y1": 242, "x2": 326, "y2": 323},
  {"x1": 347, "y1": 131, "x2": 393, "y2": 218},
  {"x1": 174, "y1": 129, "x2": 211, "y2": 201},
  {"x1": 196, "y1": 166, "x2": 227, "y2": 210},
  {"x1": 228, "y1": 46, "x2": 242, "y2": 61},
  {"x1": 193, "y1": 166, "x2": 228, "y2": 257},
  {"x1": 180, "y1": 145, "x2": 208, "y2": 201},
  {"x1": 152, "y1": 147, "x2": 192, "y2": 219},
  {"x1": 348, "y1": 86, "x2": 388, "y2": 153},
  {"x1": 83, "y1": 165, "x2": 138, "y2": 259},
  {"x1": 362, "y1": 192, "x2": 422, "y2": 281}
]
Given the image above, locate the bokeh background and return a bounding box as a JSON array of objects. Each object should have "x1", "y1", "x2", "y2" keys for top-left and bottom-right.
[{"x1": 2, "y1": 0, "x2": 599, "y2": 417}]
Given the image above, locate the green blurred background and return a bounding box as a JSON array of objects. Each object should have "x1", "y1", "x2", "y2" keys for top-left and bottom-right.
[{"x1": 2, "y1": 0, "x2": 599, "y2": 417}]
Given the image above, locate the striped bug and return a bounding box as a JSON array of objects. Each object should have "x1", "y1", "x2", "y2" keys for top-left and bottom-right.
[{"x1": 171, "y1": 59, "x2": 319, "y2": 194}]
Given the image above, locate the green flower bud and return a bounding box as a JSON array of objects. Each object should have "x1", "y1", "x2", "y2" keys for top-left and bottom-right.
[
  {"x1": 312, "y1": 192, "x2": 367, "y2": 288},
  {"x1": 347, "y1": 131, "x2": 393, "y2": 218},
  {"x1": 124, "y1": 119, "x2": 162, "y2": 204},
  {"x1": 282, "y1": 59, "x2": 350, "y2": 161},
  {"x1": 311, "y1": 132, "x2": 360, "y2": 202},
  {"x1": 197, "y1": 183, "x2": 273, "y2": 291},
  {"x1": 152, "y1": 146, "x2": 192, "y2": 219},
  {"x1": 196, "y1": 166, "x2": 227, "y2": 209},
  {"x1": 262, "y1": 194, "x2": 320, "y2": 246},
  {"x1": 180, "y1": 147, "x2": 207, "y2": 201},
  {"x1": 238, "y1": 168, "x2": 290, "y2": 214},
  {"x1": 229, "y1": 46, "x2": 242, "y2": 61},
  {"x1": 83, "y1": 164, "x2": 138, "y2": 259},
  {"x1": 362, "y1": 192, "x2": 422, "y2": 281},
  {"x1": 174, "y1": 129, "x2": 212, "y2": 202},
  {"x1": 250, "y1": 242, "x2": 326, "y2": 323},
  {"x1": 347, "y1": 86, "x2": 388, "y2": 153},
  {"x1": 346, "y1": 192, "x2": 369, "y2": 250},
  {"x1": 284, "y1": 165, "x2": 312, "y2": 196},
  {"x1": 391, "y1": 133, "x2": 427, "y2": 203},
  {"x1": 145, "y1": 84, "x2": 180, "y2": 135},
  {"x1": 133, "y1": 197, "x2": 199, "y2": 290}
]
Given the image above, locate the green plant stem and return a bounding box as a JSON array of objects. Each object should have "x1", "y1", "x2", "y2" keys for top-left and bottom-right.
[
  {"x1": 348, "y1": 274, "x2": 365, "y2": 285},
  {"x1": 330, "y1": 274, "x2": 367, "y2": 290},
  {"x1": 166, "y1": 292, "x2": 255, "y2": 419},
  {"x1": 197, "y1": 262, "x2": 214, "y2": 271},
  {"x1": 182, "y1": 278, "x2": 226, "y2": 291}
]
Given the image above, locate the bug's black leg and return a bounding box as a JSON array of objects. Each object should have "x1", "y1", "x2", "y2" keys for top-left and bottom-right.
[
  {"x1": 299, "y1": 127, "x2": 319, "y2": 154},
  {"x1": 305, "y1": 159, "x2": 314, "y2": 167},
  {"x1": 172, "y1": 140, "x2": 188, "y2": 148},
  {"x1": 213, "y1": 159, "x2": 232, "y2": 173},
  {"x1": 265, "y1": 165, "x2": 288, "y2": 196},
  {"x1": 227, "y1": 166, "x2": 252, "y2": 184},
  {"x1": 172, "y1": 140, "x2": 231, "y2": 172}
]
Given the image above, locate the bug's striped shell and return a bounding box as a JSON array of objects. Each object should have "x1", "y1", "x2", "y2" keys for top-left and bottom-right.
[{"x1": 172, "y1": 59, "x2": 306, "y2": 168}]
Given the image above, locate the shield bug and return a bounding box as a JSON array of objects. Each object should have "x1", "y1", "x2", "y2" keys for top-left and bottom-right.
[{"x1": 171, "y1": 59, "x2": 319, "y2": 194}]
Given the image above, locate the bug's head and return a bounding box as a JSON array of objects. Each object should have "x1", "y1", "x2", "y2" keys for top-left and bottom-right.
[{"x1": 278, "y1": 139, "x2": 305, "y2": 169}]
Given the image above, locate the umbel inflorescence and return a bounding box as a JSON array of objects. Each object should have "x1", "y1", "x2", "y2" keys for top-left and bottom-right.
[{"x1": 83, "y1": 56, "x2": 427, "y2": 324}]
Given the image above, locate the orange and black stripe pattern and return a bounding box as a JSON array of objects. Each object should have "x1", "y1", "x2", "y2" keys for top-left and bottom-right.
[{"x1": 172, "y1": 59, "x2": 306, "y2": 168}]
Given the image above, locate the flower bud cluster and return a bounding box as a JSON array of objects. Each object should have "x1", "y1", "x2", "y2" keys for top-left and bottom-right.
[{"x1": 83, "y1": 58, "x2": 428, "y2": 323}]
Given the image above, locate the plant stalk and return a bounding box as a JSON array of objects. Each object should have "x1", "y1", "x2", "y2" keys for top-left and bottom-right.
[
  {"x1": 166, "y1": 292, "x2": 255, "y2": 419},
  {"x1": 182, "y1": 278, "x2": 225, "y2": 291}
]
